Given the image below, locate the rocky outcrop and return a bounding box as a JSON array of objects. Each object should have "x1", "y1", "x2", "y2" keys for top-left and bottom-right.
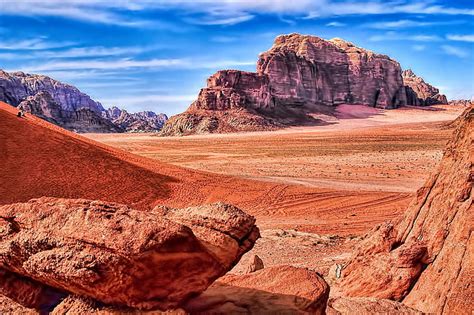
[
  {"x1": 449, "y1": 99, "x2": 473, "y2": 107},
  {"x1": 402, "y1": 69, "x2": 448, "y2": 106},
  {"x1": 162, "y1": 33, "x2": 451, "y2": 135},
  {"x1": 337, "y1": 106, "x2": 473, "y2": 313},
  {"x1": 183, "y1": 265, "x2": 330, "y2": 314},
  {"x1": 103, "y1": 106, "x2": 168, "y2": 132},
  {"x1": 18, "y1": 92, "x2": 122, "y2": 133},
  {"x1": 327, "y1": 297, "x2": 421, "y2": 314},
  {"x1": 0, "y1": 197, "x2": 259, "y2": 310},
  {"x1": 0, "y1": 70, "x2": 103, "y2": 112}
]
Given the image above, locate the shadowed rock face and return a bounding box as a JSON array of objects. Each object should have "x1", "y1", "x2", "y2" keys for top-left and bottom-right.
[
  {"x1": 0, "y1": 197, "x2": 259, "y2": 310},
  {"x1": 183, "y1": 265, "x2": 330, "y2": 314},
  {"x1": 337, "y1": 106, "x2": 473, "y2": 313},
  {"x1": 103, "y1": 106, "x2": 168, "y2": 132},
  {"x1": 18, "y1": 91, "x2": 122, "y2": 133},
  {"x1": 403, "y1": 69, "x2": 448, "y2": 106},
  {"x1": 162, "y1": 33, "x2": 446, "y2": 135},
  {"x1": 0, "y1": 70, "x2": 103, "y2": 112}
]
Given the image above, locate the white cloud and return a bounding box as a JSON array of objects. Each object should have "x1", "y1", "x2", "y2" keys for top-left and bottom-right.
[
  {"x1": 187, "y1": 14, "x2": 254, "y2": 26},
  {"x1": 366, "y1": 19, "x2": 463, "y2": 29},
  {"x1": 0, "y1": 38, "x2": 75, "y2": 50},
  {"x1": 447, "y1": 34, "x2": 474, "y2": 43},
  {"x1": 441, "y1": 45, "x2": 469, "y2": 58},
  {"x1": 369, "y1": 32, "x2": 441, "y2": 42},
  {"x1": 1, "y1": 0, "x2": 473, "y2": 28},
  {"x1": 8, "y1": 58, "x2": 255, "y2": 73},
  {"x1": 412, "y1": 45, "x2": 425, "y2": 51},
  {"x1": 326, "y1": 21, "x2": 346, "y2": 27}
]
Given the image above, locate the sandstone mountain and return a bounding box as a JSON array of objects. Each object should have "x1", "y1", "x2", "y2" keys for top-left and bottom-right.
[
  {"x1": 103, "y1": 106, "x2": 168, "y2": 132},
  {"x1": 403, "y1": 69, "x2": 448, "y2": 106},
  {"x1": 0, "y1": 70, "x2": 166, "y2": 133},
  {"x1": 161, "y1": 33, "x2": 448, "y2": 135},
  {"x1": 18, "y1": 91, "x2": 122, "y2": 133},
  {"x1": 337, "y1": 105, "x2": 473, "y2": 313}
]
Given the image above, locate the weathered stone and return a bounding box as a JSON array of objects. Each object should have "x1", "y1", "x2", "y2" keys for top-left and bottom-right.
[
  {"x1": 338, "y1": 106, "x2": 473, "y2": 313},
  {"x1": 0, "y1": 197, "x2": 259, "y2": 310},
  {"x1": 183, "y1": 266, "x2": 329, "y2": 314},
  {"x1": 0, "y1": 70, "x2": 103, "y2": 112},
  {"x1": 327, "y1": 297, "x2": 421, "y2": 314},
  {"x1": 18, "y1": 91, "x2": 122, "y2": 133},
  {"x1": 103, "y1": 106, "x2": 168, "y2": 132},
  {"x1": 402, "y1": 69, "x2": 448, "y2": 106}
]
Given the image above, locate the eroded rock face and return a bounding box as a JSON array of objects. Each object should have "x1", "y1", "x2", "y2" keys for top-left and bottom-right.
[
  {"x1": 338, "y1": 106, "x2": 473, "y2": 313},
  {"x1": 162, "y1": 33, "x2": 452, "y2": 135},
  {"x1": 0, "y1": 70, "x2": 103, "y2": 112},
  {"x1": 103, "y1": 106, "x2": 168, "y2": 132},
  {"x1": 183, "y1": 266, "x2": 330, "y2": 314},
  {"x1": 0, "y1": 197, "x2": 259, "y2": 310},
  {"x1": 18, "y1": 92, "x2": 122, "y2": 133},
  {"x1": 327, "y1": 297, "x2": 421, "y2": 314},
  {"x1": 154, "y1": 202, "x2": 260, "y2": 270},
  {"x1": 402, "y1": 69, "x2": 448, "y2": 106}
]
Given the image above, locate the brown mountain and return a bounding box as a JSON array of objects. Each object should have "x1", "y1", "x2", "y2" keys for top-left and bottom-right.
[{"x1": 161, "y1": 33, "x2": 448, "y2": 136}]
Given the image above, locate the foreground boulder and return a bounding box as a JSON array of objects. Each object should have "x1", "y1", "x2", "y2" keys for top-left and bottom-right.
[
  {"x1": 0, "y1": 197, "x2": 259, "y2": 310},
  {"x1": 327, "y1": 297, "x2": 421, "y2": 314},
  {"x1": 337, "y1": 106, "x2": 473, "y2": 313},
  {"x1": 183, "y1": 265, "x2": 330, "y2": 314}
]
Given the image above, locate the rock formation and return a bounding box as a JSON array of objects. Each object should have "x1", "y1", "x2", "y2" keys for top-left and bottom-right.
[
  {"x1": 0, "y1": 70, "x2": 167, "y2": 133},
  {"x1": 0, "y1": 197, "x2": 259, "y2": 310},
  {"x1": 162, "y1": 33, "x2": 447, "y2": 135},
  {"x1": 18, "y1": 91, "x2": 122, "y2": 133},
  {"x1": 183, "y1": 265, "x2": 330, "y2": 314},
  {"x1": 0, "y1": 70, "x2": 103, "y2": 112},
  {"x1": 337, "y1": 105, "x2": 473, "y2": 313},
  {"x1": 402, "y1": 69, "x2": 448, "y2": 106},
  {"x1": 103, "y1": 106, "x2": 168, "y2": 132}
]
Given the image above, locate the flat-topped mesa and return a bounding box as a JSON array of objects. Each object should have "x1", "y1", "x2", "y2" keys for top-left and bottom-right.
[
  {"x1": 162, "y1": 33, "x2": 447, "y2": 135},
  {"x1": 402, "y1": 69, "x2": 448, "y2": 105}
]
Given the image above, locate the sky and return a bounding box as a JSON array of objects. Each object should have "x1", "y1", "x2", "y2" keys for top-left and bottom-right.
[{"x1": 0, "y1": 0, "x2": 473, "y2": 115}]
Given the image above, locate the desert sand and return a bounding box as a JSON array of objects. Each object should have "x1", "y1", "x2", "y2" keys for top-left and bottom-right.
[{"x1": 86, "y1": 104, "x2": 463, "y2": 274}]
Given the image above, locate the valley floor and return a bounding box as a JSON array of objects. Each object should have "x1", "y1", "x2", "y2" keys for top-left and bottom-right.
[{"x1": 88, "y1": 104, "x2": 463, "y2": 275}]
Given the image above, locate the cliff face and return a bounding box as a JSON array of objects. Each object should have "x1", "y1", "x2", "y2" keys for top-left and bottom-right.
[
  {"x1": 163, "y1": 33, "x2": 447, "y2": 135},
  {"x1": 103, "y1": 107, "x2": 168, "y2": 132},
  {"x1": 0, "y1": 70, "x2": 103, "y2": 112},
  {"x1": 338, "y1": 106, "x2": 473, "y2": 313},
  {"x1": 18, "y1": 92, "x2": 122, "y2": 133},
  {"x1": 403, "y1": 69, "x2": 448, "y2": 106}
]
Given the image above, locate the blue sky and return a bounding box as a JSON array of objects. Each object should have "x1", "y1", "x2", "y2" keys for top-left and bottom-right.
[{"x1": 0, "y1": 0, "x2": 473, "y2": 115}]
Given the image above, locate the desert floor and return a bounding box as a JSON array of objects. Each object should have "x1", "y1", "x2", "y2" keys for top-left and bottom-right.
[{"x1": 88, "y1": 104, "x2": 463, "y2": 275}]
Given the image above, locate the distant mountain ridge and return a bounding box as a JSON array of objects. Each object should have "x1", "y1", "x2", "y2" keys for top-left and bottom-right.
[
  {"x1": 102, "y1": 107, "x2": 168, "y2": 132},
  {"x1": 0, "y1": 70, "x2": 167, "y2": 133}
]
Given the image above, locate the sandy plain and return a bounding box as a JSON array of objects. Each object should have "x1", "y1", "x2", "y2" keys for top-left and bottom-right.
[{"x1": 87, "y1": 104, "x2": 463, "y2": 274}]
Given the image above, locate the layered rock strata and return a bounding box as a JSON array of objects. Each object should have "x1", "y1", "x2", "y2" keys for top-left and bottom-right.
[
  {"x1": 103, "y1": 106, "x2": 168, "y2": 132},
  {"x1": 162, "y1": 33, "x2": 448, "y2": 135},
  {"x1": 0, "y1": 197, "x2": 259, "y2": 310},
  {"x1": 337, "y1": 106, "x2": 473, "y2": 313},
  {"x1": 402, "y1": 69, "x2": 448, "y2": 105},
  {"x1": 18, "y1": 91, "x2": 122, "y2": 133}
]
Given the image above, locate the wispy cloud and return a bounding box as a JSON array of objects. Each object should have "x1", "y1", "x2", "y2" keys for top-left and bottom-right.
[
  {"x1": 326, "y1": 21, "x2": 346, "y2": 27},
  {"x1": 366, "y1": 19, "x2": 464, "y2": 29},
  {"x1": 412, "y1": 44, "x2": 425, "y2": 51},
  {"x1": 9, "y1": 58, "x2": 255, "y2": 73},
  {"x1": 369, "y1": 32, "x2": 441, "y2": 42},
  {"x1": 0, "y1": 38, "x2": 76, "y2": 50},
  {"x1": 441, "y1": 45, "x2": 469, "y2": 58},
  {"x1": 447, "y1": 34, "x2": 474, "y2": 43},
  {"x1": 186, "y1": 14, "x2": 254, "y2": 26}
]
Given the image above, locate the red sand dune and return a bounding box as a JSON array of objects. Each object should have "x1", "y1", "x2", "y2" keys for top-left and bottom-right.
[{"x1": 0, "y1": 101, "x2": 411, "y2": 235}]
